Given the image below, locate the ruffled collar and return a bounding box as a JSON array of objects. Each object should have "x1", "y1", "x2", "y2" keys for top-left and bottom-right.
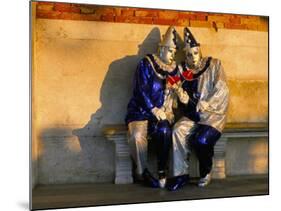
[
  {"x1": 152, "y1": 54, "x2": 177, "y2": 73},
  {"x1": 145, "y1": 54, "x2": 177, "y2": 79}
]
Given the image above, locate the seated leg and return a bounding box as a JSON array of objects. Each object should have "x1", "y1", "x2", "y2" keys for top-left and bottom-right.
[
  {"x1": 128, "y1": 120, "x2": 148, "y2": 177},
  {"x1": 189, "y1": 124, "x2": 221, "y2": 187},
  {"x1": 151, "y1": 120, "x2": 172, "y2": 188},
  {"x1": 167, "y1": 117, "x2": 195, "y2": 191},
  {"x1": 128, "y1": 120, "x2": 159, "y2": 188}
]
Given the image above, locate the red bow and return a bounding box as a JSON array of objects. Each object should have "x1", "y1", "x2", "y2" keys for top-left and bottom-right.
[
  {"x1": 182, "y1": 69, "x2": 193, "y2": 80},
  {"x1": 167, "y1": 75, "x2": 181, "y2": 86}
]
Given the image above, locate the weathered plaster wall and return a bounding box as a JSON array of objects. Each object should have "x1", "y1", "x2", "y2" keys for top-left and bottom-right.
[
  {"x1": 31, "y1": 3, "x2": 38, "y2": 188},
  {"x1": 32, "y1": 19, "x2": 268, "y2": 185},
  {"x1": 226, "y1": 137, "x2": 268, "y2": 175}
]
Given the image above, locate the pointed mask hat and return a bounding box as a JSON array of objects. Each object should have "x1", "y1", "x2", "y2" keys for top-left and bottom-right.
[
  {"x1": 183, "y1": 27, "x2": 200, "y2": 49},
  {"x1": 159, "y1": 26, "x2": 177, "y2": 49}
]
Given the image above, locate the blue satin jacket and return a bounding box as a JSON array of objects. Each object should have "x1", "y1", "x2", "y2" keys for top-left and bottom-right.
[{"x1": 125, "y1": 54, "x2": 178, "y2": 126}]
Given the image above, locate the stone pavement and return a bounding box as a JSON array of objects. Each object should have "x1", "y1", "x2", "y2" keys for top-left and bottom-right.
[{"x1": 32, "y1": 174, "x2": 268, "y2": 210}]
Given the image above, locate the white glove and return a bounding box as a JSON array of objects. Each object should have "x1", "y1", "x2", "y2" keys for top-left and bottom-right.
[
  {"x1": 175, "y1": 87, "x2": 189, "y2": 104},
  {"x1": 151, "y1": 107, "x2": 167, "y2": 121},
  {"x1": 165, "y1": 112, "x2": 175, "y2": 124}
]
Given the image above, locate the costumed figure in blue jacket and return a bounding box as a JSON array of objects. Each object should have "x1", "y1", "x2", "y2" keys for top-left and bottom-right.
[
  {"x1": 167, "y1": 27, "x2": 229, "y2": 191},
  {"x1": 125, "y1": 26, "x2": 189, "y2": 188}
]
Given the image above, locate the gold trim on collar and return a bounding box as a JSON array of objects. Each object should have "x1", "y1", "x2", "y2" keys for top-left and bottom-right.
[{"x1": 152, "y1": 54, "x2": 176, "y2": 73}]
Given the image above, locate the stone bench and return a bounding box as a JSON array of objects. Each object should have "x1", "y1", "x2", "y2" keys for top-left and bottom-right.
[{"x1": 103, "y1": 122, "x2": 268, "y2": 184}]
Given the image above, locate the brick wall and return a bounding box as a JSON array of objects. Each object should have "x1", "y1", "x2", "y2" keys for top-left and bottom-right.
[{"x1": 35, "y1": 2, "x2": 268, "y2": 31}]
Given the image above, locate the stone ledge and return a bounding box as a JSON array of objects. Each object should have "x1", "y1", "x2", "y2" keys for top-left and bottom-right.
[
  {"x1": 223, "y1": 122, "x2": 268, "y2": 133},
  {"x1": 103, "y1": 122, "x2": 269, "y2": 136},
  {"x1": 102, "y1": 122, "x2": 268, "y2": 184}
]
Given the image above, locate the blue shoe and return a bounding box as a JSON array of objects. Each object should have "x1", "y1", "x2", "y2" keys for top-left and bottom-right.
[
  {"x1": 167, "y1": 175, "x2": 189, "y2": 191},
  {"x1": 142, "y1": 169, "x2": 159, "y2": 188}
]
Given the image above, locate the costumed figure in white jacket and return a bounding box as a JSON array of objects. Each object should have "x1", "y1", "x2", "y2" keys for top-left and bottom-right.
[{"x1": 167, "y1": 27, "x2": 229, "y2": 191}]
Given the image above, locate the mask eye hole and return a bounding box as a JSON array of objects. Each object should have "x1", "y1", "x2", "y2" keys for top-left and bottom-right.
[{"x1": 187, "y1": 52, "x2": 192, "y2": 57}]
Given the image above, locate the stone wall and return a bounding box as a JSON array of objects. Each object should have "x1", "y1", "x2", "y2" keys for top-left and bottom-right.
[{"x1": 31, "y1": 3, "x2": 268, "y2": 186}]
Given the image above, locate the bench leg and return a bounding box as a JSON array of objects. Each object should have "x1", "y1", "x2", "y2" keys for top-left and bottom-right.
[
  {"x1": 111, "y1": 136, "x2": 133, "y2": 184},
  {"x1": 212, "y1": 137, "x2": 227, "y2": 179}
]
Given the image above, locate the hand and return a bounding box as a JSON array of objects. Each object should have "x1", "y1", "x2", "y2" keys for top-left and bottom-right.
[
  {"x1": 167, "y1": 75, "x2": 181, "y2": 89},
  {"x1": 171, "y1": 81, "x2": 181, "y2": 91},
  {"x1": 165, "y1": 112, "x2": 175, "y2": 124},
  {"x1": 175, "y1": 84, "x2": 189, "y2": 104},
  {"x1": 198, "y1": 101, "x2": 209, "y2": 112},
  {"x1": 151, "y1": 107, "x2": 167, "y2": 121}
]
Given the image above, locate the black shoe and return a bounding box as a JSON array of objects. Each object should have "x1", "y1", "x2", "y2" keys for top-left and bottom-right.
[
  {"x1": 142, "y1": 169, "x2": 159, "y2": 188},
  {"x1": 167, "y1": 174, "x2": 189, "y2": 191}
]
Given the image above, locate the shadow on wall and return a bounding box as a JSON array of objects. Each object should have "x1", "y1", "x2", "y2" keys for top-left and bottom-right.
[
  {"x1": 71, "y1": 26, "x2": 185, "y2": 180},
  {"x1": 72, "y1": 27, "x2": 162, "y2": 138},
  {"x1": 36, "y1": 27, "x2": 184, "y2": 184}
]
